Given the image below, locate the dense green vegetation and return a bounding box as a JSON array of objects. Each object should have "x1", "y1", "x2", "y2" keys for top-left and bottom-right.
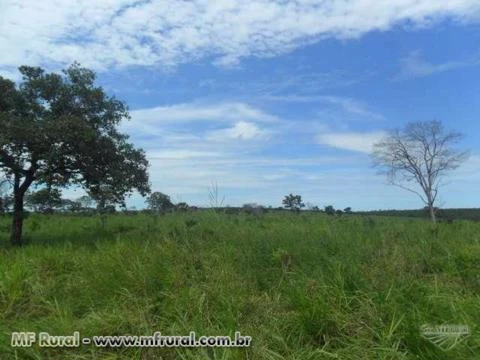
[{"x1": 0, "y1": 212, "x2": 478, "y2": 359}]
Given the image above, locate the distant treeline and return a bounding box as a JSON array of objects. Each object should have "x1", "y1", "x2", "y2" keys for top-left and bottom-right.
[
  {"x1": 356, "y1": 208, "x2": 480, "y2": 222},
  {"x1": 1, "y1": 203, "x2": 479, "y2": 222}
]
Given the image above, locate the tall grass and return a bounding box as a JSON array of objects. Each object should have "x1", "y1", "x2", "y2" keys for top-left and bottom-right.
[{"x1": 0, "y1": 212, "x2": 478, "y2": 359}]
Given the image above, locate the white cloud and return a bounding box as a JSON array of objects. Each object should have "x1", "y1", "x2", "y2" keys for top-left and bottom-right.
[
  {"x1": 316, "y1": 131, "x2": 386, "y2": 153},
  {"x1": 2, "y1": 1, "x2": 480, "y2": 71},
  {"x1": 123, "y1": 101, "x2": 280, "y2": 143},
  {"x1": 129, "y1": 102, "x2": 277, "y2": 125},
  {"x1": 395, "y1": 50, "x2": 480, "y2": 79},
  {"x1": 449, "y1": 154, "x2": 480, "y2": 182},
  {"x1": 207, "y1": 121, "x2": 270, "y2": 141},
  {"x1": 147, "y1": 150, "x2": 225, "y2": 160}
]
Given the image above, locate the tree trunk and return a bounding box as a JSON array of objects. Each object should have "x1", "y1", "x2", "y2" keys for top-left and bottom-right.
[
  {"x1": 10, "y1": 172, "x2": 34, "y2": 246},
  {"x1": 427, "y1": 199, "x2": 436, "y2": 223},
  {"x1": 424, "y1": 188, "x2": 437, "y2": 224},
  {"x1": 11, "y1": 190, "x2": 25, "y2": 246}
]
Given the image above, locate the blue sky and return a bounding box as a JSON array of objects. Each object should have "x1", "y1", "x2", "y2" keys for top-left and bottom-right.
[{"x1": 1, "y1": 1, "x2": 479, "y2": 210}]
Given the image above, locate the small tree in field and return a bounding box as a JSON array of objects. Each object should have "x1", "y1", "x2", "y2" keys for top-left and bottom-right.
[
  {"x1": 324, "y1": 205, "x2": 335, "y2": 216},
  {"x1": 146, "y1": 192, "x2": 174, "y2": 212},
  {"x1": 282, "y1": 194, "x2": 305, "y2": 212},
  {"x1": 372, "y1": 120, "x2": 469, "y2": 223},
  {"x1": 0, "y1": 64, "x2": 150, "y2": 245}
]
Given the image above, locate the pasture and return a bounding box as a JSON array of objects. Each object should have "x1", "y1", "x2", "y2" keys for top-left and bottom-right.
[{"x1": 0, "y1": 212, "x2": 478, "y2": 359}]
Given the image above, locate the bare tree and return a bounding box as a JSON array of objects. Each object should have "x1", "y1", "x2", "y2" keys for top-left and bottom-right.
[
  {"x1": 208, "y1": 182, "x2": 225, "y2": 209},
  {"x1": 371, "y1": 120, "x2": 469, "y2": 223}
]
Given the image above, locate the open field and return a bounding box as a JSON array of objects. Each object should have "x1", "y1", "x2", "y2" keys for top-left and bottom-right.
[{"x1": 0, "y1": 212, "x2": 479, "y2": 359}]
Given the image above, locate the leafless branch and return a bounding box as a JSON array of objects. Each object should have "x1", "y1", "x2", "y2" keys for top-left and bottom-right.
[{"x1": 371, "y1": 120, "x2": 469, "y2": 223}]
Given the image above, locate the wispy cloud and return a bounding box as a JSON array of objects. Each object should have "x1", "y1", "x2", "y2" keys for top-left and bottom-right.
[
  {"x1": 394, "y1": 50, "x2": 480, "y2": 79},
  {"x1": 318, "y1": 96, "x2": 384, "y2": 121},
  {"x1": 146, "y1": 150, "x2": 225, "y2": 160},
  {"x1": 206, "y1": 121, "x2": 271, "y2": 142},
  {"x1": 129, "y1": 102, "x2": 278, "y2": 125},
  {"x1": 123, "y1": 101, "x2": 280, "y2": 140},
  {"x1": 124, "y1": 101, "x2": 283, "y2": 174},
  {"x1": 2, "y1": 1, "x2": 480, "y2": 74},
  {"x1": 254, "y1": 72, "x2": 367, "y2": 96},
  {"x1": 266, "y1": 95, "x2": 384, "y2": 121},
  {"x1": 316, "y1": 131, "x2": 386, "y2": 153}
]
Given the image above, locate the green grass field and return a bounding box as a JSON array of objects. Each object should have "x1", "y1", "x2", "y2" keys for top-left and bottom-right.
[{"x1": 0, "y1": 212, "x2": 478, "y2": 359}]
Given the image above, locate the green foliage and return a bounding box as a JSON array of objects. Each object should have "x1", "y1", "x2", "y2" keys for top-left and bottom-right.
[
  {"x1": 0, "y1": 213, "x2": 478, "y2": 359},
  {"x1": 0, "y1": 64, "x2": 150, "y2": 243},
  {"x1": 146, "y1": 191, "x2": 174, "y2": 212},
  {"x1": 25, "y1": 188, "x2": 63, "y2": 212},
  {"x1": 324, "y1": 205, "x2": 335, "y2": 215},
  {"x1": 282, "y1": 193, "x2": 305, "y2": 212},
  {"x1": 0, "y1": 64, "x2": 150, "y2": 195}
]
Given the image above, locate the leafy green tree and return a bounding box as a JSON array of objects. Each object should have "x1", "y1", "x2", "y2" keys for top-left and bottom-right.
[
  {"x1": 324, "y1": 205, "x2": 335, "y2": 216},
  {"x1": 146, "y1": 192, "x2": 174, "y2": 212},
  {"x1": 25, "y1": 188, "x2": 63, "y2": 213},
  {"x1": 344, "y1": 207, "x2": 352, "y2": 214},
  {"x1": 282, "y1": 194, "x2": 305, "y2": 212},
  {"x1": 0, "y1": 63, "x2": 150, "y2": 245}
]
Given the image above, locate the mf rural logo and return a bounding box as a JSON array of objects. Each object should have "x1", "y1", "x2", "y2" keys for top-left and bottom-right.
[{"x1": 420, "y1": 324, "x2": 470, "y2": 351}]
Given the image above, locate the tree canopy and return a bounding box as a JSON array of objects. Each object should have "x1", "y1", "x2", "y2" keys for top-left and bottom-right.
[
  {"x1": 146, "y1": 192, "x2": 174, "y2": 212},
  {"x1": 282, "y1": 194, "x2": 305, "y2": 212}
]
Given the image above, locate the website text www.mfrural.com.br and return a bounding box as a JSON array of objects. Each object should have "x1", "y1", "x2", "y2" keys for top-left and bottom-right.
[{"x1": 11, "y1": 331, "x2": 252, "y2": 348}]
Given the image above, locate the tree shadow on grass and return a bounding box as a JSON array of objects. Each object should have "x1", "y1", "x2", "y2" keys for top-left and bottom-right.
[{"x1": 0, "y1": 220, "x2": 142, "y2": 250}]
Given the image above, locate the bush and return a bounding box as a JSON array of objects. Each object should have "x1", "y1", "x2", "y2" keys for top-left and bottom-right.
[{"x1": 324, "y1": 205, "x2": 335, "y2": 216}]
